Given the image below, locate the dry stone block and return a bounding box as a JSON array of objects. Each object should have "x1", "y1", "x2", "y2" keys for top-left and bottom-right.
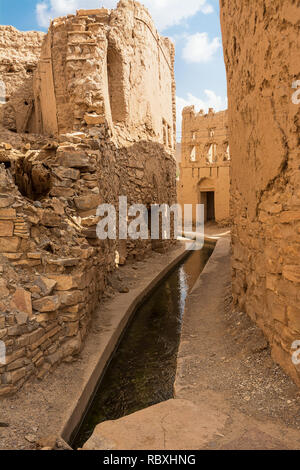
[
  {"x1": 58, "y1": 152, "x2": 90, "y2": 169},
  {"x1": 32, "y1": 295, "x2": 60, "y2": 313},
  {"x1": 74, "y1": 195, "x2": 100, "y2": 211},
  {"x1": 47, "y1": 274, "x2": 79, "y2": 291},
  {"x1": 77, "y1": 8, "x2": 109, "y2": 16},
  {"x1": 0, "y1": 196, "x2": 14, "y2": 208},
  {"x1": 84, "y1": 113, "x2": 105, "y2": 125},
  {"x1": 35, "y1": 277, "x2": 57, "y2": 296},
  {"x1": 0, "y1": 209, "x2": 16, "y2": 220},
  {"x1": 54, "y1": 167, "x2": 80, "y2": 180},
  {"x1": 59, "y1": 290, "x2": 84, "y2": 307},
  {"x1": 0, "y1": 237, "x2": 20, "y2": 253},
  {"x1": 0, "y1": 220, "x2": 14, "y2": 237},
  {"x1": 10, "y1": 288, "x2": 32, "y2": 317}
]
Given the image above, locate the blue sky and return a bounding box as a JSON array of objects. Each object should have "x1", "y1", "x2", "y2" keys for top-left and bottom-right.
[{"x1": 0, "y1": 0, "x2": 227, "y2": 140}]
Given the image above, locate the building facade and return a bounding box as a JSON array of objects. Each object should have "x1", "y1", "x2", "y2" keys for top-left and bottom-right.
[{"x1": 178, "y1": 107, "x2": 230, "y2": 226}]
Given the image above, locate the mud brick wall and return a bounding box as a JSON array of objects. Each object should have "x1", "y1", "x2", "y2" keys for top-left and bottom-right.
[{"x1": 220, "y1": 0, "x2": 300, "y2": 385}]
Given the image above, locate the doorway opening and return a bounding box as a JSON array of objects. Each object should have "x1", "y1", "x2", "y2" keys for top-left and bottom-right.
[{"x1": 200, "y1": 191, "x2": 215, "y2": 222}]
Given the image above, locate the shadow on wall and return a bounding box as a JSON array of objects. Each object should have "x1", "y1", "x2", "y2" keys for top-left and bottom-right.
[{"x1": 2, "y1": 75, "x2": 39, "y2": 134}]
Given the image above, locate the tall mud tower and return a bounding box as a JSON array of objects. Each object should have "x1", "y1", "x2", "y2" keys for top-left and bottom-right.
[{"x1": 220, "y1": 0, "x2": 300, "y2": 384}]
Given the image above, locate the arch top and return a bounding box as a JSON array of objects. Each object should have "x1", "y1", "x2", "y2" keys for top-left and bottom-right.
[{"x1": 198, "y1": 177, "x2": 215, "y2": 191}]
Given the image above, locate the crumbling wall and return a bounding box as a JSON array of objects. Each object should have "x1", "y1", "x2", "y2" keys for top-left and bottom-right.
[
  {"x1": 34, "y1": 0, "x2": 176, "y2": 151},
  {"x1": 220, "y1": 0, "x2": 300, "y2": 384},
  {"x1": 0, "y1": 127, "x2": 176, "y2": 396},
  {"x1": 179, "y1": 108, "x2": 230, "y2": 225},
  {"x1": 0, "y1": 0, "x2": 177, "y2": 395},
  {"x1": 0, "y1": 26, "x2": 44, "y2": 133}
]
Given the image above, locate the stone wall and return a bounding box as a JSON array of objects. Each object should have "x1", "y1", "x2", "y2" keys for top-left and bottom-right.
[
  {"x1": 0, "y1": 26, "x2": 44, "y2": 133},
  {"x1": 178, "y1": 107, "x2": 230, "y2": 225},
  {"x1": 0, "y1": 127, "x2": 176, "y2": 396},
  {"x1": 220, "y1": 0, "x2": 300, "y2": 385},
  {"x1": 0, "y1": 0, "x2": 177, "y2": 395}
]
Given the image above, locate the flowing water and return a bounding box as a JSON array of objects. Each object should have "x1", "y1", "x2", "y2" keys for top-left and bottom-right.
[{"x1": 73, "y1": 243, "x2": 214, "y2": 449}]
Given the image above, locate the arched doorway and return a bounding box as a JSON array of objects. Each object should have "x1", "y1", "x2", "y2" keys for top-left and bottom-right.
[{"x1": 198, "y1": 177, "x2": 215, "y2": 223}]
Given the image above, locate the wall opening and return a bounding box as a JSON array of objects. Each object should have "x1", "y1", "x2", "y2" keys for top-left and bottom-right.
[
  {"x1": 200, "y1": 191, "x2": 215, "y2": 222},
  {"x1": 107, "y1": 46, "x2": 127, "y2": 123},
  {"x1": 0, "y1": 80, "x2": 6, "y2": 104},
  {"x1": 190, "y1": 146, "x2": 196, "y2": 162},
  {"x1": 207, "y1": 143, "x2": 217, "y2": 163}
]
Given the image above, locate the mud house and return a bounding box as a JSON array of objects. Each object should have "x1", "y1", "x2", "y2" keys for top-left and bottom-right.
[{"x1": 178, "y1": 107, "x2": 230, "y2": 226}]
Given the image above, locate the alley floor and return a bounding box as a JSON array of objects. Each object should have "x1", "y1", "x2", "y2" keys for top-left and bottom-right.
[{"x1": 84, "y1": 238, "x2": 300, "y2": 450}]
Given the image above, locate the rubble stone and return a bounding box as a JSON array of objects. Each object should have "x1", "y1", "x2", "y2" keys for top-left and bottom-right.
[{"x1": 0, "y1": 1, "x2": 177, "y2": 395}]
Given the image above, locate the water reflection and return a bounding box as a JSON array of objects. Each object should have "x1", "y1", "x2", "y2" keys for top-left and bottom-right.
[{"x1": 73, "y1": 243, "x2": 214, "y2": 449}]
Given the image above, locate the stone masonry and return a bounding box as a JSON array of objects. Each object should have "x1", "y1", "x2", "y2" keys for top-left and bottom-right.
[
  {"x1": 0, "y1": 27, "x2": 44, "y2": 134},
  {"x1": 0, "y1": 0, "x2": 177, "y2": 396},
  {"x1": 179, "y1": 107, "x2": 230, "y2": 226},
  {"x1": 220, "y1": 0, "x2": 300, "y2": 385},
  {"x1": 33, "y1": 1, "x2": 176, "y2": 148}
]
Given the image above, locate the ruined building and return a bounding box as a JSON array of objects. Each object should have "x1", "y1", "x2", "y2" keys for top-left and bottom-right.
[
  {"x1": 0, "y1": 0, "x2": 177, "y2": 395},
  {"x1": 221, "y1": 0, "x2": 300, "y2": 385},
  {"x1": 179, "y1": 107, "x2": 230, "y2": 225}
]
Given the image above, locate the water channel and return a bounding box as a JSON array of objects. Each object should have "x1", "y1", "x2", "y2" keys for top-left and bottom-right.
[{"x1": 73, "y1": 242, "x2": 215, "y2": 449}]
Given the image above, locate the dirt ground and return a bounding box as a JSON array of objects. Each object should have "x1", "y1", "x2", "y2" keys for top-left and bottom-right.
[
  {"x1": 1, "y1": 233, "x2": 300, "y2": 450},
  {"x1": 176, "y1": 237, "x2": 300, "y2": 450}
]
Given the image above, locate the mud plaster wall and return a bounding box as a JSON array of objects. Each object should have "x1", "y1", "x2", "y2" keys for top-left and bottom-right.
[
  {"x1": 34, "y1": 0, "x2": 176, "y2": 151},
  {"x1": 220, "y1": 0, "x2": 300, "y2": 385},
  {"x1": 178, "y1": 108, "x2": 230, "y2": 225}
]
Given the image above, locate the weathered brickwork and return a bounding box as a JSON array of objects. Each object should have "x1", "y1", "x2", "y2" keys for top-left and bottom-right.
[
  {"x1": 179, "y1": 107, "x2": 230, "y2": 225},
  {"x1": 33, "y1": 1, "x2": 176, "y2": 149},
  {"x1": 0, "y1": 0, "x2": 177, "y2": 395},
  {"x1": 220, "y1": 0, "x2": 300, "y2": 385}
]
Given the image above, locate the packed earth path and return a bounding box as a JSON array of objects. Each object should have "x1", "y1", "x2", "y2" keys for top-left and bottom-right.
[{"x1": 84, "y1": 234, "x2": 300, "y2": 451}]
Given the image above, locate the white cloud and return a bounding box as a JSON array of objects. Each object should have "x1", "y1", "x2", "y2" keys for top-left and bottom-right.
[
  {"x1": 176, "y1": 91, "x2": 227, "y2": 140},
  {"x1": 36, "y1": 3, "x2": 51, "y2": 28},
  {"x1": 201, "y1": 3, "x2": 214, "y2": 14},
  {"x1": 182, "y1": 32, "x2": 221, "y2": 63},
  {"x1": 36, "y1": 0, "x2": 214, "y2": 31}
]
